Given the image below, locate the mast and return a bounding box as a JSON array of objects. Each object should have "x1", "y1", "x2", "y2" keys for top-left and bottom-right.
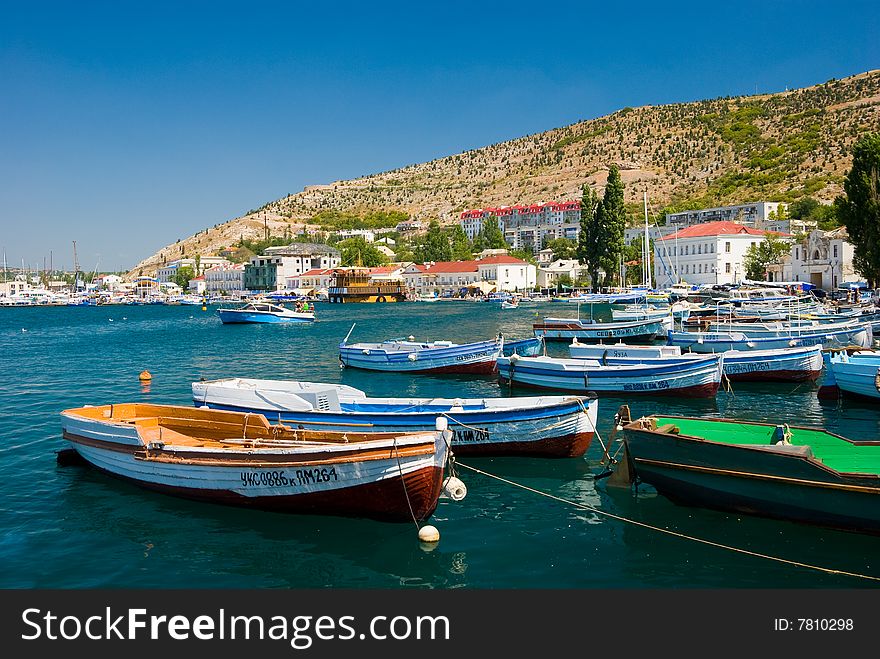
[
  {"x1": 643, "y1": 191, "x2": 650, "y2": 288},
  {"x1": 72, "y1": 240, "x2": 80, "y2": 291}
]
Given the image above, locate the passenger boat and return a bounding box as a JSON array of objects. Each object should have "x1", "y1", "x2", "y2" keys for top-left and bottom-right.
[
  {"x1": 533, "y1": 316, "x2": 672, "y2": 342},
  {"x1": 568, "y1": 342, "x2": 823, "y2": 382},
  {"x1": 616, "y1": 408, "x2": 880, "y2": 534},
  {"x1": 59, "y1": 403, "x2": 450, "y2": 522},
  {"x1": 667, "y1": 323, "x2": 872, "y2": 352},
  {"x1": 823, "y1": 351, "x2": 880, "y2": 401},
  {"x1": 192, "y1": 378, "x2": 598, "y2": 458},
  {"x1": 496, "y1": 353, "x2": 722, "y2": 397},
  {"x1": 339, "y1": 335, "x2": 503, "y2": 374},
  {"x1": 217, "y1": 301, "x2": 315, "y2": 324}
]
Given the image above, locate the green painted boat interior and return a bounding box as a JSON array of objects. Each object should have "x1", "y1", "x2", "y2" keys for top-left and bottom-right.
[{"x1": 651, "y1": 416, "x2": 880, "y2": 475}]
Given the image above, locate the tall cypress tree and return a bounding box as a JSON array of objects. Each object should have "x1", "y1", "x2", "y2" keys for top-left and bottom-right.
[
  {"x1": 600, "y1": 165, "x2": 626, "y2": 286},
  {"x1": 448, "y1": 224, "x2": 474, "y2": 260},
  {"x1": 576, "y1": 185, "x2": 602, "y2": 290}
]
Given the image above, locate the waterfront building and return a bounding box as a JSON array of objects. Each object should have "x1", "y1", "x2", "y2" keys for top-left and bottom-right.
[
  {"x1": 403, "y1": 256, "x2": 536, "y2": 295},
  {"x1": 766, "y1": 227, "x2": 861, "y2": 289},
  {"x1": 654, "y1": 221, "x2": 791, "y2": 287},
  {"x1": 0, "y1": 275, "x2": 31, "y2": 298},
  {"x1": 187, "y1": 276, "x2": 206, "y2": 295},
  {"x1": 537, "y1": 260, "x2": 590, "y2": 288},
  {"x1": 243, "y1": 244, "x2": 341, "y2": 292},
  {"x1": 286, "y1": 268, "x2": 335, "y2": 294},
  {"x1": 157, "y1": 256, "x2": 231, "y2": 283},
  {"x1": 204, "y1": 263, "x2": 245, "y2": 294}
]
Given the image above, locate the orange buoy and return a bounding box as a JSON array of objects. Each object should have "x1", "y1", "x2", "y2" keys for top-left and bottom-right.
[{"x1": 138, "y1": 370, "x2": 152, "y2": 382}]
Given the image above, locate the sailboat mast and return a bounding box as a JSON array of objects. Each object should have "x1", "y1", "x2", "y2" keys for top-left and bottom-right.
[{"x1": 643, "y1": 191, "x2": 649, "y2": 288}]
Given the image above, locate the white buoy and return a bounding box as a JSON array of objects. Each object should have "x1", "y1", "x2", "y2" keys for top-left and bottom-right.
[{"x1": 418, "y1": 525, "x2": 440, "y2": 543}]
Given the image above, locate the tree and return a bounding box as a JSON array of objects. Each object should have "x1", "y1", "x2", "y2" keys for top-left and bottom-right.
[
  {"x1": 448, "y1": 225, "x2": 473, "y2": 260},
  {"x1": 743, "y1": 233, "x2": 791, "y2": 280},
  {"x1": 577, "y1": 185, "x2": 602, "y2": 289},
  {"x1": 173, "y1": 266, "x2": 195, "y2": 290},
  {"x1": 837, "y1": 133, "x2": 880, "y2": 286},
  {"x1": 599, "y1": 165, "x2": 627, "y2": 285},
  {"x1": 545, "y1": 237, "x2": 577, "y2": 261},
  {"x1": 338, "y1": 237, "x2": 389, "y2": 267},
  {"x1": 509, "y1": 248, "x2": 536, "y2": 264},
  {"x1": 478, "y1": 216, "x2": 507, "y2": 250},
  {"x1": 416, "y1": 220, "x2": 454, "y2": 262},
  {"x1": 789, "y1": 196, "x2": 840, "y2": 231}
]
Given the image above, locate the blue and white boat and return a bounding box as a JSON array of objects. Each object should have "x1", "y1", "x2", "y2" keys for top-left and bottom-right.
[
  {"x1": 191, "y1": 378, "x2": 598, "y2": 457},
  {"x1": 533, "y1": 316, "x2": 672, "y2": 342},
  {"x1": 667, "y1": 323, "x2": 872, "y2": 353},
  {"x1": 339, "y1": 335, "x2": 503, "y2": 374},
  {"x1": 567, "y1": 341, "x2": 824, "y2": 382},
  {"x1": 825, "y1": 351, "x2": 880, "y2": 401},
  {"x1": 217, "y1": 301, "x2": 316, "y2": 324},
  {"x1": 496, "y1": 353, "x2": 722, "y2": 397}
]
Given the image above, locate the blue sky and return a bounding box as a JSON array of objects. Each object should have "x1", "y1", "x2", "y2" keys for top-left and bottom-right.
[{"x1": 2, "y1": 0, "x2": 878, "y2": 272}]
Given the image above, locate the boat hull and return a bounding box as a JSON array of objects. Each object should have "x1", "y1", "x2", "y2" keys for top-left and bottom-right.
[
  {"x1": 217, "y1": 310, "x2": 314, "y2": 324},
  {"x1": 497, "y1": 356, "x2": 721, "y2": 397},
  {"x1": 193, "y1": 389, "x2": 598, "y2": 459},
  {"x1": 60, "y1": 411, "x2": 446, "y2": 522},
  {"x1": 829, "y1": 353, "x2": 880, "y2": 401},
  {"x1": 667, "y1": 324, "x2": 872, "y2": 352},
  {"x1": 338, "y1": 339, "x2": 501, "y2": 374},
  {"x1": 623, "y1": 425, "x2": 880, "y2": 533},
  {"x1": 534, "y1": 317, "x2": 671, "y2": 342}
]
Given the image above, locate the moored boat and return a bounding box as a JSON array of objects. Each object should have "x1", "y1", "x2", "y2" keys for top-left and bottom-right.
[
  {"x1": 567, "y1": 341, "x2": 824, "y2": 382},
  {"x1": 217, "y1": 301, "x2": 315, "y2": 324},
  {"x1": 497, "y1": 353, "x2": 722, "y2": 397},
  {"x1": 502, "y1": 336, "x2": 544, "y2": 357},
  {"x1": 667, "y1": 323, "x2": 872, "y2": 352},
  {"x1": 617, "y1": 408, "x2": 880, "y2": 534},
  {"x1": 533, "y1": 316, "x2": 672, "y2": 342},
  {"x1": 192, "y1": 378, "x2": 598, "y2": 458},
  {"x1": 60, "y1": 403, "x2": 450, "y2": 522},
  {"x1": 339, "y1": 335, "x2": 503, "y2": 374},
  {"x1": 826, "y1": 351, "x2": 880, "y2": 401}
]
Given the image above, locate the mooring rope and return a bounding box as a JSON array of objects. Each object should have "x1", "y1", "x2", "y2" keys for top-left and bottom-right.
[
  {"x1": 392, "y1": 435, "x2": 420, "y2": 531},
  {"x1": 455, "y1": 460, "x2": 880, "y2": 583}
]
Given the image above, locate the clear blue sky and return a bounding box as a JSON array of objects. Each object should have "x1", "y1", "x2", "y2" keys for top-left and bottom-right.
[{"x1": 2, "y1": 0, "x2": 878, "y2": 272}]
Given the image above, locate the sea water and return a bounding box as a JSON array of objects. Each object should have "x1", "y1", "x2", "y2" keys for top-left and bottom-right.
[{"x1": 1, "y1": 302, "x2": 879, "y2": 588}]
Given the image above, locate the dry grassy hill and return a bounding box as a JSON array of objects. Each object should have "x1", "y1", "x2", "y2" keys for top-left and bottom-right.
[{"x1": 130, "y1": 69, "x2": 880, "y2": 277}]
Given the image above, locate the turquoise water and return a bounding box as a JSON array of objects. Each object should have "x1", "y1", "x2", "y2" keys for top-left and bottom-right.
[{"x1": 2, "y1": 302, "x2": 879, "y2": 588}]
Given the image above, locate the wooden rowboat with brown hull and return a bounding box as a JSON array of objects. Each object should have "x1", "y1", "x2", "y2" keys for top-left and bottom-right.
[{"x1": 60, "y1": 403, "x2": 451, "y2": 522}]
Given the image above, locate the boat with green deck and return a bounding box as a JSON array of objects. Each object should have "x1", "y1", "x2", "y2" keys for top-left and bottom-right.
[{"x1": 617, "y1": 407, "x2": 880, "y2": 534}]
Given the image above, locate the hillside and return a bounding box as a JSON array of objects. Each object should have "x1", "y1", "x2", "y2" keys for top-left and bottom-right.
[{"x1": 129, "y1": 69, "x2": 880, "y2": 277}]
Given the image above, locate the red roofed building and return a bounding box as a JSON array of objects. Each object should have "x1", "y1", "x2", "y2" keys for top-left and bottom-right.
[
  {"x1": 403, "y1": 256, "x2": 535, "y2": 296},
  {"x1": 654, "y1": 221, "x2": 792, "y2": 287},
  {"x1": 458, "y1": 199, "x2": 581, "y2": 248}
]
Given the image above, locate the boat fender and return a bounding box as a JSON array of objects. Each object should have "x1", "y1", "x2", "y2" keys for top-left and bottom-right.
[
  {"x1": 441, "y1": 476, "x2": 467, "y2": 501},
  {"x1": 408, "y1": 353, "x2": 418, "y2": 361},
  {"x1": 362, "y1": 348, "x2": 371, "y2": 355}
]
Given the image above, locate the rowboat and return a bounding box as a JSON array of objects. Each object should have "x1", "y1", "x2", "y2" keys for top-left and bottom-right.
[
  {"x1": 823, "y1": 351, "x2": 880, "y2": 401},
  {"x1": 501, "y1": 300, "x2": 519, "y2": 309},
  {"x1": 667, "y1": 323, "x2": 872, "y2": 352},
  {"x1": 59, "y1": 403, "x2": 451, "y2": 522},
  {"x1": 217, "y1": 301, "x2": 315, "y2": 324},
  {"x1": 339, "y1": 335, "x2": 503, "y2": 374},
  {"x1": 616, "y1": 408, "x2": 880, "y2": 534},
  {"x1": 533, "y1": 316, "x2": 672, "y2": 342},
  {"x1": 568, "y1": 342, "x2": 823, "y2": 382},
  {"x1": 497, "y1": 353, "x2": 722, "y2": 397},
  {"x1": 192, "y1": 378, "x2": 598, "y2": 458}
]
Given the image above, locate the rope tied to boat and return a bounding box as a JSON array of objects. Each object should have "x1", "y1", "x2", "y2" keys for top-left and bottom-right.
[
  {"x1": 391, "y1": 434, "x2": 420, "y2": 531},
  {"x1": 455, "y1": 461, "x2": 880, "y2": 584}
]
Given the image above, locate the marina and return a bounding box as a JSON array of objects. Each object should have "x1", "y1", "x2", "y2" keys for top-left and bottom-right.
[{"x1": 7, "y1": 300, "x2": 880, "y2": 588}]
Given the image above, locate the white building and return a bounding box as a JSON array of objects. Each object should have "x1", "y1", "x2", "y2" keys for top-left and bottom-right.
[
  {"x1": 245, "y1": 244, "x2": 341, "y2": 291},
  {"x1": 286, "y1": 268, "x2": 335, "y2": 293},
  {"x1": 375, "y1": 244, "x2": 396, "y2": 259},
  {"x1": 654, "y1": 221, "x2": 791, "y2": 287},
  {"x1": 402, "y1": 256, "x2": 535, "y2": 295},
  {"x1": 665, "y1": 202, "x2": 786, "y2": 228},
  {"x1": 0, "y1": 275, "x2": 30, "y2": 297},
  {"x1": 537, "y1": 259, "x2": 590, "y2": 288},
  {"x1": 204, "y1": 263, "x2": 245, "y2": 294},
  {"x1": 767, "y1": 227, "x2": 861, "y2": 290},
  {"x1": 157, "y1": 256, "x2": 231, "y2": 283},
  {"x1": 188, "y1": 276, "x2": 206, "y2": 295},
  {"x1": 335, "y1": 229, "x2": 376, "y2": 243}
]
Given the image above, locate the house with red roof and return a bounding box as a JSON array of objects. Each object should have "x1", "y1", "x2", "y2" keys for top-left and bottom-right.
[
  {"x1": 403, "y1": 255, "x2": 536, "y2": 296},
  {"x1": 654, "y1": 221, "x2": 792, "y2": 286}
]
